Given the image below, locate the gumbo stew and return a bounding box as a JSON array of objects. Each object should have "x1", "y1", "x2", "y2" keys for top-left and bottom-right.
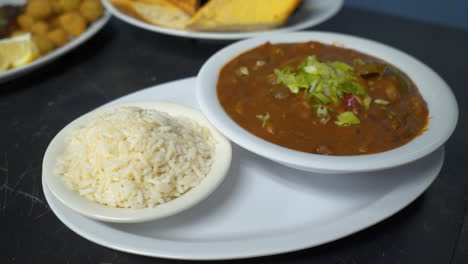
[{"x1": 217, "y1": 42, "x2": 429, "y2": 156}]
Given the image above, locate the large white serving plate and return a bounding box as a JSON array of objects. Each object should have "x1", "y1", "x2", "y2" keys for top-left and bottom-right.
[
  {"x1": 0, "y1": 0, "x2": 111, "y2": 83},
  {"x1": 43, "y1": 77, "x2": 444, "y2": 260},
  {"x1": 101, "y1": 0, "x2": 343, "y2": 40}
]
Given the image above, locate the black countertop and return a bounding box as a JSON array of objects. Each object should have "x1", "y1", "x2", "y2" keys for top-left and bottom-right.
[{"x1": 1, "y1": 7, "x2": 467, "y2": 264}]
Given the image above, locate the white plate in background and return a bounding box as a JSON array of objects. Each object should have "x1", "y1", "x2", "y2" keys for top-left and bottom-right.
[
  {"x1": 0, "y1": 0, "x2": 110, "y2": 83},
  {"x1": 101, "y1": 0, "x2": 343, "y2": 40},
  {"x1": 43, "y1": 77, "x2": 444, "y2": 260}
]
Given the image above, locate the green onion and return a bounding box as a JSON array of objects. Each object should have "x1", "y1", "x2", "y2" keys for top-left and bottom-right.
[
  {"x1": 374, "y1": 99, "x2": 390, "y2": 105},
  {"x1": 308, "y1": 79, "x2": 319, "y2": 93},
  {"x1": 353, "y1": 58, "x2": 365, "y2": 65},
  {"x1": 275, "y1": 68, "x2": 300, "y2": 93},
  {"x1": 256, "y1": 113, "x2": 270, "y2": 128},
  {"x1": 313, "y1": 92, "x2": 330, "y2": 104},
  {"x1": 239, "y1": 66, "x2": 249, "y2": 75},
  {"x1": 363, "y1": 95, "x2": 372, "y2": 111},
  {"x1": 256, "y1": 60, "x2": 266, "y2": 66},
  {"x1": 335, "y1": 111, "x2": 360, "y2": 126},
  {"x1": 274, "y1": 55, "x2": 366, "y2": 104},
  {"x1": 304, "y1": 65, "x2": 318, "y2": 73},
  {"x1": 316, "y1": 104, "x2": 328, "y2": 117}
]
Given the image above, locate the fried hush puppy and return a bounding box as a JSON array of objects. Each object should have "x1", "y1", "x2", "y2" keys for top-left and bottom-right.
[
  {"x1": 58, "y1": 0, "x2": 82, "y2": 11},
  {"x1": 17, "y1": 14, "x2": 35, "y2": 31},
  {"x1": 9, "y1": 0, "x2": 104, "y2": 59},
  {"x1": 32, "y1": 34, "x2": 55, "y2": 54},
  {"x1": 26, "y1": 0, "x2": 53, "y2": 19},
  {"x1": 59, "y1": 12, "x2": 87, "y2": 37},
  {"x1": 31, "y1": 21, "x2": 49, "y2": 35},
  {"x1": 47, "y1": 28, "x2": 69, "y2": 46},
  {"x1": 79, "y1": 0, "x2": 104, "y2": 22}
]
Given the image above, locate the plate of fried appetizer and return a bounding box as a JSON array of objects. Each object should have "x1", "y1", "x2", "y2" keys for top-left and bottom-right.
[
  {"x1": 102, "y1": 0, "x2": 343, "y2": 39},
  {"x1": 0, "y1": 0, "x2": 110, "y2": 82}
]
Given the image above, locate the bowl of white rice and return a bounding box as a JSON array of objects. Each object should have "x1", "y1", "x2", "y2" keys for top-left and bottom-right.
[{"x1": 42, "y1": 101, "x2": 232, "y2": 223}]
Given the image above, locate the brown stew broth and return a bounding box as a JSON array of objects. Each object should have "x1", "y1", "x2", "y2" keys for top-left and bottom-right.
[{"x1": 217, "y1": 42, "x2": 428, "y2": 155}]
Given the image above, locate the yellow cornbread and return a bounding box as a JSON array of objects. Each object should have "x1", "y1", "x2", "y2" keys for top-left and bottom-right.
[{"x1": 187, "y1": 0, "x2": 302, "y2": 31}]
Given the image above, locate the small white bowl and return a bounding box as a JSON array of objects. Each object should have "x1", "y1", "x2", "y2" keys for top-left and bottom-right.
[
  {"x1": 43, "y1": 101, "x2": 232, "y2": 223},
  {"x1": 196, "y1": 32, "x2": 458, "y2": 174}
]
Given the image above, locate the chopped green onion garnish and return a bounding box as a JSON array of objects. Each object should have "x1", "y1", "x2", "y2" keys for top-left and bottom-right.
[
  {"x1": 335, "y1": 111, "x2": 360, "y2": 126},
  {"x1": 256, "y1": 113, "x2": 270, "y2": 128},
  {"x1": 239, "y1": 66, "x2": 249, "y2": 75},
  {"x1": 274, "y1": 55, "x2": 366, "y2": 104},
  {"x1": 312, "y1": 104, "x2": 335, "y2": 117},
  {"x1": 313, "y1": 92, "x2": 330, "y2": 104},
  {"x1": 363, "y1": 95, "x2": 372, "y2": 111},
  {"x1": 256, "y1": 60, "x2": 266, "y2": 66},
  {"x1": 353, "y1": 58, "x2": 365, "y2": 65},
  {"x1": 304, "y1": 65, "x2": 318, "y2": 73},
  {"x1": 374, "y1": 99, "x2": 390, "y2": 105},
  {"x1": 314, "y1": 104, "x2": 328, "y2": 117},
  {"x1": 274, "y1": 68, "x2": 300, "y2": 93},
  {"x1": 308, "y1": 79, "x2": 319, "y2": 93},
  {"x1": 358, "y1": 146, "x2": 368, "y2": 152}
]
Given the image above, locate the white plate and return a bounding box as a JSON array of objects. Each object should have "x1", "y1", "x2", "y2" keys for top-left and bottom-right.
[
  {"x1": 101, "y1": 0, "x2": 343, "y2": 40},
  {"x1": 0, "y1": 0, "x2": 111, "y2": 83},
  {"x1": 43, "y1": 77, "x2": 444, "y2": 260}
]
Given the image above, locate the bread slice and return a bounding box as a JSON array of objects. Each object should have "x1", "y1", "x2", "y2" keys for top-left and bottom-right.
[
  {"x1": 110, "y1": 0, "x2": 140, "y2": 18},
  {"x1": 168, "y1": 0, "x2": 201, "y2": 15},
  {"x1": 186, "y1": 0, "x2": 302, "y2": 32},
  {"x1": 110, "y1": 0, "x2": 192, "y2": 29}
]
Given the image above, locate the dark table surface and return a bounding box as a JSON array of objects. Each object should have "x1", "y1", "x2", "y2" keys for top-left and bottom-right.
[{"x1": 1, "y1": 6, "x2": 467, "y2": 264}]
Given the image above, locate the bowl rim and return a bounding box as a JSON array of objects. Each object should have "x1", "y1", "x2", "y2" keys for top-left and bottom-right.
[
  {"x1": 196, "y1": 31, "x2": 458, "y2": 173},
  {"x1": 42, "y1": 101, "x2": 232, "y2": 223}
]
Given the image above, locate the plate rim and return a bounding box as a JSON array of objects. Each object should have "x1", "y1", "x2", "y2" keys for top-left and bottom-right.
[
  {"x1": 101, "y1": 0, "x2": 344, "y2": 40},
  {"x1": 43, "y1": 77, "x2": 444, "y2": 260}
]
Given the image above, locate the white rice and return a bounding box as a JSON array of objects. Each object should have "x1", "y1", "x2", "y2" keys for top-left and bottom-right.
[{"x1": 55, "y1": 106, "x2": 215, "y2": 209}]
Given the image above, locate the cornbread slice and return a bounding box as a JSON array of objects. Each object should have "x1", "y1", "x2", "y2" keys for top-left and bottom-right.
[
  {"x1": 168, "y1": 0, "x2": 201, "y2": 15},
  {"x1": 110, "y1": 0, "x2": 192, "y2": 29},
  {"x1": 186, "y1": 0, "x2": 302, "y2": 32}
]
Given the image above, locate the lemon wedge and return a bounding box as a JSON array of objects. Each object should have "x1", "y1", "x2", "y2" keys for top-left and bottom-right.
[{"x1": 0, "y1": 34, "x2": 39, "y2": 69}]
